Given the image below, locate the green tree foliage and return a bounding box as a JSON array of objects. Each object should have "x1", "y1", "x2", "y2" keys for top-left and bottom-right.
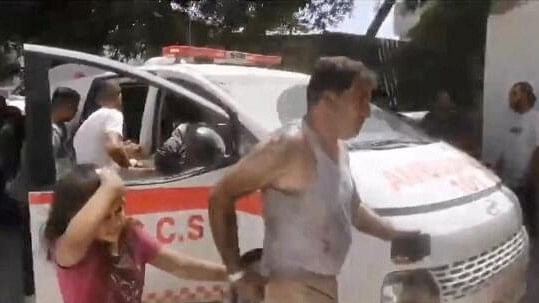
[
  {"x1": 393, "y1": 0, "x2": 524, "y2": 110},
  {"x1": 0, "y1": 0, "x2": 353, "y2": 62},
  {"x1": 391, "y1": 0, "x2": 494, "y2": 110},
  {"x1": 178, "y1": 0, "x2": 353, "y2": 34}
]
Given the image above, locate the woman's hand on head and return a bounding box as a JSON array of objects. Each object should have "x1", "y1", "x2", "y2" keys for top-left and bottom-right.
[{"x1": 55, "y1": 168, "x2": 125, "y2": 267}]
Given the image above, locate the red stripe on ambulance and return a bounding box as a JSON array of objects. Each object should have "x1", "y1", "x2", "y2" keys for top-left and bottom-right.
[{"x1": 29, "y1": 187, "x2": 263, "y2": 215}]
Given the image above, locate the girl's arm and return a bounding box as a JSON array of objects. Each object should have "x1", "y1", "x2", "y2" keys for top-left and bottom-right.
[
  {"x1": 150, "y1": 247, "x2": 227, "y2": 281},
  {"x1": 55, "y1": 169, "x2": 124, "y2": 267}
]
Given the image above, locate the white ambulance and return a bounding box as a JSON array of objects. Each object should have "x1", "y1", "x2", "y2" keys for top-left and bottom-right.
[{"x1": 24, "y1": 44, "x2": 528, "y2": 303}]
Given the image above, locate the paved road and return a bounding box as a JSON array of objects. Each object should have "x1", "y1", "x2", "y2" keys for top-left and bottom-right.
[
  {"x1": 1, "y1": 225, "x2": 539, "y2": 303},
  {"x1": 0, "y1": 226, "x2": 24, "y2": 303},
  {"x1": 523, "y1": 241, "x2": 539, "y2": 303}
]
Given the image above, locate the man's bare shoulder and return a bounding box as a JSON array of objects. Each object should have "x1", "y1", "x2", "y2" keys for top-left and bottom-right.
[
  {"x1": 213, "y1": 122, "x2": 308, "y2": 194},
  {"x1": 258, "y1": 122, "x2": 307, "y2": 159}
]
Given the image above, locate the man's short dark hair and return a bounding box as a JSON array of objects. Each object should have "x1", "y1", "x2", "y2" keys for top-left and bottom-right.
[
  {"x1": 306, "y1": 56, "x2": 377, "y2": 109},
  {"x1": 51, "y1": 87, "x2": 80, "y2": 110},
  {"x1": 514, "y1": 81, "x2": 537, "y2": 106},
  {"x1": 95, "y1": 80, "x2": 121, "y2": 104}
]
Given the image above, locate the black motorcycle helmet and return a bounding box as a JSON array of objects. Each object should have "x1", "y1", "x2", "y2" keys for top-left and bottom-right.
[
  {"x1": 155, "y1": 122, "x2": 226, "y2": 175},
  {"x1": 183, "y1": 123, "x2": 226, "y2": 166}
]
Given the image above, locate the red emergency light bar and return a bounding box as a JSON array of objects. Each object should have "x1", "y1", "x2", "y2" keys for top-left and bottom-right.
[
  {"x1": 162, "y1": 45, "x2": 282, "y2": 66},
  {"x1": 163, "y1": 45, "x2": 226, "y2": 59}
]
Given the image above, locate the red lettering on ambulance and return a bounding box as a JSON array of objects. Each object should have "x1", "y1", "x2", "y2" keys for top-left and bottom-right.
[
  {"x1": 383, "y1": 158, "x2": 491, "y2": 192},
  {"x1": 384, "y1": 171, "x2": 407, "y2": 192},
  {"x1": 187, "y1": 215, "x2": 204, "y2": 240},
  {"x1": 157, "y1": 217, "x2": 176, "y2": 244},
  {"x1": 453, "y1": 173, "x2": 487, "y2": 194}
]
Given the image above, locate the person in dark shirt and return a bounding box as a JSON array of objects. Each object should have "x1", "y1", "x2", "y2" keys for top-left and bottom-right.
[
  {"x1": 0, "y1": 95, "x2": 27, "y2": 302},
  {"x1": 420, "y1": 90, "x2": 459, "y2": 139},
  {"x1": 154, "y1": 95, "x2": 226, "y2": 175},
  {"x1": 50, "y1": 87, "x2": 80, "y2": 178},
  {"x1": 420, "y1": 90, "x2": 480, "y2": 157},
  {"x1": 0, "y1": 95, "x2": 24, "y2": 182}
]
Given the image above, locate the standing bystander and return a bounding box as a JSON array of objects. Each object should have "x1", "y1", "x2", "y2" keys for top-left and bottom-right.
[
  {"x1": 50, "y1": 87, "x2": 80, "y2": 178},
  {"x1": 496, "y1": 81, "x2": 539, "y2": 237},
  {"x1": 0, "y1": 95, "x2": 28, "y2": 302}
]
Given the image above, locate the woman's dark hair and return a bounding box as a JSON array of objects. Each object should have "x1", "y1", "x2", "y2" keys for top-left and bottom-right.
[
  {"x1": 44, "y1": 164, "x2": 101, "y2": 248},
  {"x1": 514, "y1": 81, "x2": 537, "y2": 106}
]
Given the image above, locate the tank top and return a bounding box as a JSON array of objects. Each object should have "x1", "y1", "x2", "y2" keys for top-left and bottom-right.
[{"x1": 261, "y1": 120, "x2": 356, "y2": 278}]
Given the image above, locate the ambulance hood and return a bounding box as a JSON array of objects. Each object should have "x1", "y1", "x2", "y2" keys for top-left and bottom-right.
[
  {"x1": 207, "y1": 72, "x2": 501, "y2": 212},
  {"x1": 350, "y1": 141, "x2": 500, "y2": 213}
]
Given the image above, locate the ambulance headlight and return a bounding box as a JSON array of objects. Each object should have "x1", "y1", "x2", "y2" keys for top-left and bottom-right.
[{"x1": 381, "y1": 270, "x2": 440, "y2": 303}]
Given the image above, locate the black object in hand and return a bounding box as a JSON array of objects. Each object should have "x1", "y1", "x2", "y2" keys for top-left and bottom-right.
[{"x1": 391, "y1": 233, "x2": 431, "y2": 263}]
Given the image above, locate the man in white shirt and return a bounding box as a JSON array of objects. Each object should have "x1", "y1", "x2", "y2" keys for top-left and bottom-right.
[
  {"x1": 496, "y1": 81, "x2": 539, "y2": 237},
  {"x1": 73, "y1": 81, "x2": 134, "y2": 168}
]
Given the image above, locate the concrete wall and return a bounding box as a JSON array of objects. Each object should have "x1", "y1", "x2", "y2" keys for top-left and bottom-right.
[{"x1": 482, "y1": 1, "x2": 539, "y2": 163}]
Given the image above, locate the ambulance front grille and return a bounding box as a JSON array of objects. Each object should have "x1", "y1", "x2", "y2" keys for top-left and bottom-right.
[{"x1": 429, "y1": 230, "x2": 526, "y2": 302}]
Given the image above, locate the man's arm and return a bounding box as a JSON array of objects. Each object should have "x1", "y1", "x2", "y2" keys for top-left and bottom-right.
[
  {"x1": 208, "y1": 135, "x2": 297, "y2": 274},
  {"x1": 51, "y1": 127, "x2": 62, "y2": 158},
  {"x1": 150, "y1": 247, "x2": 227, "y2": 281},
  {"x1": 350, "y1": 189, "x2": 398, "y2": 241},
  {"x1": 103, "y1": 109, "x2": 130, "y2": 168},
  {"x1": 123, "y1": 141, "x2": 145, "y2": 160},
  {"x1": 105, "y1": 132, "x2": 131, "y2": 168}
]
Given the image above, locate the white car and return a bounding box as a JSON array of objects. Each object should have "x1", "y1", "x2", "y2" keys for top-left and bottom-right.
[{"x1": 24, "y1": 44, "x2": 528, "y2": 303}]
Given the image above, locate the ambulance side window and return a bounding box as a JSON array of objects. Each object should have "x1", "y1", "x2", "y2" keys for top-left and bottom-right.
[
  {"x1": 121, "y1": 82, "x2": 148, "y2": 142},
  {"x1": 151, "y1": 83, "x2": 232, "y2": 177},
  {"x1": 168, "y1": 78, "x2": 258, "y2": 156},
  {"x1": 82, "y1": 77, "x2": 149, "y2": 142},
  {"x1": 239, "y1": 125, "x2": 258, "y2": 156}
]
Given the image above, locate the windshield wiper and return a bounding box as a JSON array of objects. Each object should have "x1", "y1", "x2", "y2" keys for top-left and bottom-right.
[{"x1": 348, "y1": 139, "x2": 431, "y2": 150}]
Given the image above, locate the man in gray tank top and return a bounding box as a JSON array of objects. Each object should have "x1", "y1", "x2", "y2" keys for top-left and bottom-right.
[{"x1": 209, "y1": 57, "x2": 419, "y2": 303}]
